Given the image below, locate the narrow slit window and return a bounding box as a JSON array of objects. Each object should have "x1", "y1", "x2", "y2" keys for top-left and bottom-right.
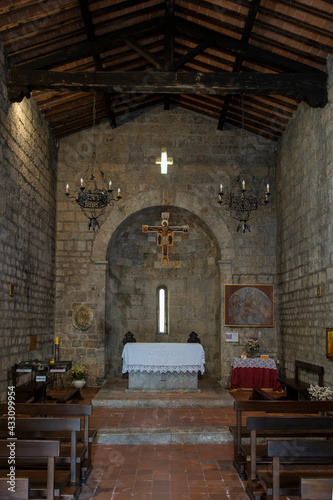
[{"x1": 157, "y1": 285, "x2": 168, "y2": 334}]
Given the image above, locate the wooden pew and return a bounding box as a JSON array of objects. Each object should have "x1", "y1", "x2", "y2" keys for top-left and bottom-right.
[
  {"x1": 230, "y1": 399, "x2": 333, "y2": 480},
  {"x1": 300, "y1": 477, "x2": 333, "y2": 499},
  {"x1": 0, "y1": 478, "x2": 29, "y2": 500},
  {"x1": 0, "y1": 439, "x2": 67, "y2": 500},
  {"x1": 0, "y1": 418, "x2": 82, "y2": 488},
  {"x1": 277, "y1": 360, "x2": 324, "y2": 400},
  {"x1": 0, "y1": 403, "x2": 95, "y2": 486},
  {"x1": 258, "y1": 439, "x2": 333, "y2": 500},
  {"x1": 250, "y1": 388, "x2": 277, "y2": 400},
  {"x1": 246, "y1": 416, "x2": 333, "y2": 482}
]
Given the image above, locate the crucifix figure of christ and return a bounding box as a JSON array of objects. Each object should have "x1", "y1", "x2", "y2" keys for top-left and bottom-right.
[{"x1": 142, "y1": 212, "x2": 189, "y2": 264}]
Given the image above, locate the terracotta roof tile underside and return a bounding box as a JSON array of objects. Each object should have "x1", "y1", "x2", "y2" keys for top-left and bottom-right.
[{"x1": 0, "y1": 0, "x2": 332, "y2": 139}]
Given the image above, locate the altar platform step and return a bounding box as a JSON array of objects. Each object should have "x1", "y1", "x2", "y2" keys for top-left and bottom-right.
[
  {"x1": 92, "y1": 377, "x2": 234, "y2": 408},
  {"x1": 95, "y1": 425, "x2": 233, "y2": 445}
]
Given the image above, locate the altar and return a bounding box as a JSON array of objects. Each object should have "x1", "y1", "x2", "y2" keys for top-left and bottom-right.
[{"x1": 122, "y1": 342, "x2": 205, "y2": 392}]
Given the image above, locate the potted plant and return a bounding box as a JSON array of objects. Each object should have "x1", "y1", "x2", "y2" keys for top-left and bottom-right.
[
  {"x1": 69, "y1": 364, "x2": 87, "y2": 389},
  {"x1": 245, "y1": 337, "x2": 260, "y2": 358}
]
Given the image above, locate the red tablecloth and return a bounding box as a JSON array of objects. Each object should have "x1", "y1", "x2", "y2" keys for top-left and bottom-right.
[{"x1": 229, "y1": 358, "x2": 282, "y2": 391}]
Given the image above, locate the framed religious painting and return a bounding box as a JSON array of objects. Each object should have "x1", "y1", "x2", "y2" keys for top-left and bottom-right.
[
  {"x1": 326, "y1": 329, "x2": 333, "y2": 359},
  {"x1": 224, "y1": 284, "x2": 274, "y2": 327}
]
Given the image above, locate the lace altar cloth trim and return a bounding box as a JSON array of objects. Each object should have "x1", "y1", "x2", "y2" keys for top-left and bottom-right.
[
  {"x1": 122, "y1": 342, "x2": 205, "y2": 374},
  {"x1": 232, "y1": 358, "x2": 277, "y2": 370},
  {"x1": 125, "y1": 365, "x2": 203, "y2": 374}
]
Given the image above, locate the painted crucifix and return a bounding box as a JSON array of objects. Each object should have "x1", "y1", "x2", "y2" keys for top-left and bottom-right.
[{"x1": 142, "y1": 212, "x2": 189, "y2": 264}]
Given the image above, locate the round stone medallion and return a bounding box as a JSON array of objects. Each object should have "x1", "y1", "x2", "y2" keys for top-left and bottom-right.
[{"x1": 72, "y1": 305, "x2": 93, "y2": 331}]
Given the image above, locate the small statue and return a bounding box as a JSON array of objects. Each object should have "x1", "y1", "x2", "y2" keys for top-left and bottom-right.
[
  {"x1": 187, "y1": 331, "x2": 201, "y2": 344},
  {"x1": 123, "y1": 331, "x2": 136, "y2": 346}
]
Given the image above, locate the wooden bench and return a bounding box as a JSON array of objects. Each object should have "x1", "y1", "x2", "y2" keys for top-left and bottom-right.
[
  {"x1": 250, "y1": 388, "x2": 277, "y2": 400},
  {"x1": 0, "y1": 478, "x2": 30, "y2": 500},
  {"x1": 245, "y1": 415, "x2": 333, "y2": 500},
  {"x1": 300, "y1": 477, "x2": 333, "y2": 499},
  {"x1": 230, "y1": 399, "x2": 333, "y2": 480},
  {"x1": 0, "y1": 403, "x2": 95, "y2": 486},
  {"x1": 277, "y1": 360, "x2": 324, "y2": 400},
  {"x1": 0, "y1": 439, "x2": 68, "y2": 500},
  {"x1": 258, "y1": 439, "x2": 333, "y2": 500},
  {"x1": 0, "y1": 417, "x2": 82, "y2": 490},
  {"x1": 11, "y1": 366, "x2": 55, "y2": 404}
]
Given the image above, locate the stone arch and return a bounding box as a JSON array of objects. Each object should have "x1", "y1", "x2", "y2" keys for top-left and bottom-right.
[{"x1": 100, "y1": 204, "x2": 233, "y2": 380}]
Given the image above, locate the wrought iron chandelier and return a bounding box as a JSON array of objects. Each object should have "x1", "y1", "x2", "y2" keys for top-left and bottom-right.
[
  {"x1": 218, "y1": 175, "x2": 270, "y2": 233},
  {"x1": 65, "y1": 95, "x2": 121, "y2": 230},
  {"x1": 217, "y1": 97, "x2": 271, "y2": 233}
]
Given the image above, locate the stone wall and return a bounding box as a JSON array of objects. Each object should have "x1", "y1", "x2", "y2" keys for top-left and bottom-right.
[
  {"x1": 0, "y1": 42, "x2": 58, "y2": 400},
  {"x1": 277, "y1": 54, "x2": 333, "y2": 385},
  {"x1": 56, "y1": 106, "x2": 277, "y2": 387}
]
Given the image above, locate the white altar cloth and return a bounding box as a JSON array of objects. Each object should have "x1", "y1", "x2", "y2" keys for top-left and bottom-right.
[
  {"x1": 122, "y1": 343, "x2": 205, "y2": 374},
  {"x1": 232, "y1": 358, "x2": 277, "y2": 370}
]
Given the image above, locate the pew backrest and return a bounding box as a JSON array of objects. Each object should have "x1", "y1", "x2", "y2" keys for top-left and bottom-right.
[
  {"x1": 0, "y1": 418, "x2": 80, "y2": 485},
  {"x1": 266, "y1": 440, "x2": 333, "y2": 500},
  {"x1": 246, "y1": 416, "x2": 333, "y2": 481},
  {"x1": 300, "y1": 477, "x2": 333, "y2": 500},
  {"x1": 0, "y1": 439, "x2": 60, "y2": 500}
]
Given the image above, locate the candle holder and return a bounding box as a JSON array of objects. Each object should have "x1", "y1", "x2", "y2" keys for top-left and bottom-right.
[{"x1": 218, "y1": 174, "x2": 270, "y2": 233}]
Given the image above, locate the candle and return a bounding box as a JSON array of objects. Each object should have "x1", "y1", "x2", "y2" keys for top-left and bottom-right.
[
  {"x1": 109, "y1": 180, "x2": 112, "y2": 190},
  {"x1": 55, "y1": 337, "x2": 59, "y2": 345},
  {"x1": 80, "y1": 178, "x2": 84, "y2": 187},
  {"x1": 220, "y1": 184, "x2": 223, "y2": 193},
  {"x1": 266, "y1": 183, "x2": 270, "y2": 193},
  {"x1": 118, "y1": 188, "x2": 121, "y2": 196},
  {"x1": 242, "y1": 180, "x2": 246, "y2": 190},
  {"x1": 66, "y1": 184, "x2": 69, "y2": 193}
]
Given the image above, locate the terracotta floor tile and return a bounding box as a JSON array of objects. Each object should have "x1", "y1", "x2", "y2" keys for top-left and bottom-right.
[{"x1": 77, "y1": 386, "x2": 263, "y2": 499}]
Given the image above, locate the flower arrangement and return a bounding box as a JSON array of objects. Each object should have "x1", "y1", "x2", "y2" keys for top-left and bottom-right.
[
  {"x1": 245, "y1": 336, "x2": 260, "y2": 352},
  {"x1": 69, "y1": 364, "x2": 87, "y2": 380},
  {"x1": 307, "y1": 384, "x2": 333, "y2": 401}
]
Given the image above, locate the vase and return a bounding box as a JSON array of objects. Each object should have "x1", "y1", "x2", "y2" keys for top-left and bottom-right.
[{"x1": 72, "y1": 379, "x2": 86, "y2": 389}]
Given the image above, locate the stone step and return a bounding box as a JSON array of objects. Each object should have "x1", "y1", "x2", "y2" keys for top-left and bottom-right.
[{"x1": 96, "y1": 425, "x2": 233, "y2": 445}]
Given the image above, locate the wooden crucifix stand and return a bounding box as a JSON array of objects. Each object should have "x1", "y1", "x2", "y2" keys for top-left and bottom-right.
[{"x1": 142, "y1": 212, "x2": 189, "y2": 264}]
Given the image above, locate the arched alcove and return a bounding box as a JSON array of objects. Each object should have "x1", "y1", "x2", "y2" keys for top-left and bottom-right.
[{"x1": 105, "y1": 206, "x2": 221, "y2": 378}]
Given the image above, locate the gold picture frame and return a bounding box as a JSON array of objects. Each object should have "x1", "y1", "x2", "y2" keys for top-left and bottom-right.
[
  {"x1": 326, "y1": 329, "x2": 333, "y2": 358},
  {"x1": 224, "y1": 284, "x2": 274, "y2": 327}
]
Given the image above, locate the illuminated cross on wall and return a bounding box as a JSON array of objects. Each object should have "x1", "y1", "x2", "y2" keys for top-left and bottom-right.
[
  {"x1": 142, "y1": 212, "x2": 189, "y2": 264},
  {"x1": 155, "y1": 148, "x2": 173, "y2": 174}
]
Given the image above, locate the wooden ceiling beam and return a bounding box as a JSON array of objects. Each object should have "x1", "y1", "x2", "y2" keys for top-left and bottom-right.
[
  {"x1": 176, "y1": 18, "x2": 325, "y2": 74},
  {"x1": 218, "y1": 0, "x2": 262, "y2": 131},
  {"x1": 78, "y1": 0, "x2": 117, "y2": 128},
  {"x1": 17, "y1": 17, "x2": 165, "y2": 71},
  {"x1": 8, "y1": 68, "x2": 328, "y2": 108},
  {"x1": 124, "y1": 36, "x2": 163, "y2": 69}
]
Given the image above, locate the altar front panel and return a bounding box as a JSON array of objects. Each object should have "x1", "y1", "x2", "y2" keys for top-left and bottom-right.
[
  {"x1": 122, "y1": 343, "x2": 205, "y2": 392},
  {"x1": 122, "y1": 342, "x2": 205, "y2": 374}
]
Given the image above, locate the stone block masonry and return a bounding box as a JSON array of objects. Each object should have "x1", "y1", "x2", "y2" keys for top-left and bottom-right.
[
  {"x1": 56, "y1": 104, "x2": 277, "y2": 388},
  {"x1": 0, "y1": 42, "x2": 58, "y2": 401}
]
